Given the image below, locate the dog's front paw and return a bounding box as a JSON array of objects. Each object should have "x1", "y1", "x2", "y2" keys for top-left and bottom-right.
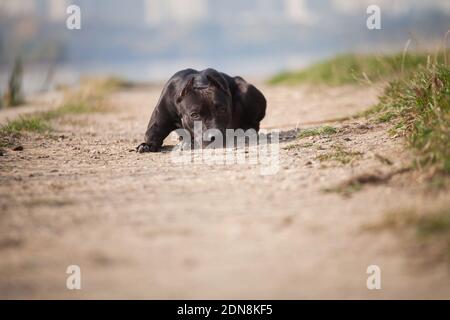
[{"x1": 136, "y1": 142, "x2": 159, "y2": 153}]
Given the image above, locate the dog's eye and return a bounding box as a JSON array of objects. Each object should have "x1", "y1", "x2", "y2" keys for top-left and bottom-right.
[
  {"x1": 217, "y1": 106, "x2": 227, "y2": 113},
  {"x1": 190, "y1": 112, "x2": 200, "y2": 119}
]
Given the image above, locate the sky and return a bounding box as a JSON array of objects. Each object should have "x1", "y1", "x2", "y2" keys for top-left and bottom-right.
[{"x1": 0, "y1": 0, "x2": 449, "y2": 87}]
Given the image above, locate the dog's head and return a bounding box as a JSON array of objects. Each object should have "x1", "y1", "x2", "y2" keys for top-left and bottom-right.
[{"x1": 176, "y1": 71, "x2": 232, "y2": 146}]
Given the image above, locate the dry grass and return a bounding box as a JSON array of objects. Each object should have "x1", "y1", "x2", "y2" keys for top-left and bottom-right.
[
  {"x1": 269, "y1": 52, "x2": 450, "y2": 86},
  {"x1": 365, "y1": 207, "x2": 450, "y2": 263},
  {"x1": 316, "y1": 144, "x2": 363, "y2": 165},
  {"x1": 371, "y1": 60, "x2": 450, "y2": 177},
  {"x1": 0, "y1": 76, "x2": 124, "y2": 148},
  {"x1": 297, "y1": 125, "x2": 337, "y2": 139}
]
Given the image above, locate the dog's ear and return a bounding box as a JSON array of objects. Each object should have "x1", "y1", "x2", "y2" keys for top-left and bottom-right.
[
  {"x1": 177, "y1": 77, "x2": 195, "y2": 104},
  {"x1": 207, "y1": 75, "x2": 229, "y2": 95}
]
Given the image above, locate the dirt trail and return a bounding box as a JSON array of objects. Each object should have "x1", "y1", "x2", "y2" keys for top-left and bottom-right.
[{"x1": 0, "y1": 83, "x2": 449, "y2": 299}]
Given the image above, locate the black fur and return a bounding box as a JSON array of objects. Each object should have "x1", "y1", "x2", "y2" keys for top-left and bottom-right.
[{"x1": 137, "y1": 68, "x2": 266, "y2": 152}]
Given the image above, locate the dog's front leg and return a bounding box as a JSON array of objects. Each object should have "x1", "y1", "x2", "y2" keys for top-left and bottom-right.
[{"x1": 137, "y1": 100, "x2": 177, "y2": 153}]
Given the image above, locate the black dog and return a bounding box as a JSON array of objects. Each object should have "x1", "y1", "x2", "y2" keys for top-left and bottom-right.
[{"x1": 136, "y1": 68, "x2": 266, "y2": 152}]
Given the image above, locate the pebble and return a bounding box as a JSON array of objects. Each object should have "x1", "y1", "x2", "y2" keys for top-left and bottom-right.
[{"x1": 13, "y1": 145, "x2": 24, "y2": 151}]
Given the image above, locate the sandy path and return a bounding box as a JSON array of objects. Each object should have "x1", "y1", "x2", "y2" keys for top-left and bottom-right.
[{"x1": 0, "y1": 83, "x2": 449, "y2": 299}]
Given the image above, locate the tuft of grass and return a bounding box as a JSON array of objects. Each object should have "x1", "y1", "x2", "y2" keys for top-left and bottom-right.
[
  {"x1": 298, "y1": 125, "x2": 337, "y2": 139},
  {"x1": 283, "y1": 142, "x2": 314, "y2": 150},
  {"x1": 323, "y1": 181, "x2": 363, "y2": 197},
  {"x1": 0, "y1": 80, "x2": 112, "y2": 145},
  {"x1": 0, "y1": 116, "x2": 52, "y2": 135},
  {"x1": 269, "y1": 52, "x2": 449, "y2": 86},
  {"x1": 53, "y1": 75, "x2": 130, "y2": 115},
  {"x1": 366, "y1": 207, "x2": 450, "y2": 262},
  {"x1": 0, "y1": 98, "x2": 100, "y2": 138},
  {"x1": 56, "y1": 101, "x2": 93, "y2": 115},
  {"x1": 376, "y1": 111, "x2": 396, "y2": 123},
  {"x1": 355, "y1": 103, "x2": 383, "y2": 118},
  {"x1": 416, "y1": 210, "x2": 450, "y2": 238},
  {"x1": 0, "y1": 115, "x2": 52, "y2": 147},
  {"x1": 372, "y1": 60, "x2": 450, "y2": 175},
  {"x1": 323, "y1": 167, "x2": 410, "y2": 196},
  {"x1": 79, "y1": 75, "x2": 133, "y2": 96},
  {"x1": 48, "y1": 98, "x2": 104, "y2": 118},
  {"x1": 0, "y1": 76, "x2": 123, "y2": 150},
  {"x1": 316, "y1": 144, "x2": 363, "y2": 165}
]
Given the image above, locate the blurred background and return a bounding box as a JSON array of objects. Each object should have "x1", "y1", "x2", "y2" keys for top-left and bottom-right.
[{"x1": 0, "y1": 0, "x2": 449, "y2": 95}]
